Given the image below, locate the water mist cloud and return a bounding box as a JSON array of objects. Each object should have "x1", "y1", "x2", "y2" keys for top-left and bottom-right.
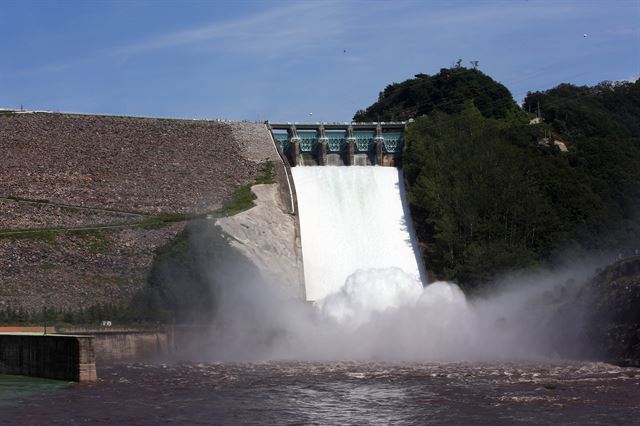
[
  {"x1": 178, "y1": 165, "x2": 610, "y2": 364},
  {"x1": 194, "y1": 257, "x2": 600, "y2": 363}
]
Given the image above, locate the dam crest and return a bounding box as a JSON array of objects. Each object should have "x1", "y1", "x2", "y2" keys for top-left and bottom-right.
[{"x1": 269, "y1": 122, "x2": 406, "y2": 167}]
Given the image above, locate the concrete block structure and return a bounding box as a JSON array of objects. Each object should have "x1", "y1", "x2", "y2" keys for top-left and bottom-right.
[{"x1": 0, "y1": 333, "x2": 97, "y2": 382}]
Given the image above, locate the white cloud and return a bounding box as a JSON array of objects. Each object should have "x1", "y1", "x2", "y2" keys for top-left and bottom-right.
[
  {"x1": 22, "y1": 2, "x2": 351, "y2": 74},
  {"x1": 112, "y1": 2, "x2": 349, "y2": 58}
]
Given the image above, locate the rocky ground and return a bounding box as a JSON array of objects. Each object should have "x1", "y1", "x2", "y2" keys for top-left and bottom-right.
[
  {"x1": 0, "y1": 113, "x2": 280, "y2": 312},
  {"x1": 227, "y1": 121, "x2": 280, "y2": 164},
  {"x1": 0, "y1": 225, "x2": 183, "y2": 311},
  {"x1": 0, "y1": 113, "x2": 264, "y2": 214}
]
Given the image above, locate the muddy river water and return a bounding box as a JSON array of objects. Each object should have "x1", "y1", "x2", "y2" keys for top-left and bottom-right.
[{"x1": 2, "y1": 361, "x2": 639, "y2": 424}]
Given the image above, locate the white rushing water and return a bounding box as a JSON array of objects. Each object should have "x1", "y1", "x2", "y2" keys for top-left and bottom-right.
[{"x1": 291, "y1": 166, "x2": 425, "y2": 301}]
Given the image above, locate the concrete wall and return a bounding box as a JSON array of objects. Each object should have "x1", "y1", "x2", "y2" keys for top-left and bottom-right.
[
  {"x1": 217, "y1": 184, "x2": 305, "y2": 299},
  {"x1": 0, "y1": 334, "x2": 96, "y2": 382},
  {"x1": 57, "y1": 328, "x2": 170, "y2": 363},
  {"x1": 216, "y1": 124, "x2": 306, "y2": 299},
  {"x1": 59, "y1": 327, "x2": 213, "y2": 364},
  {"x1": 93, "y1": 332, "x2": 169, "y2": 363}
]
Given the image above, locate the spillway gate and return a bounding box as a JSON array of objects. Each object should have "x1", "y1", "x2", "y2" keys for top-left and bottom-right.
[{"x1": 268, "y1": 122, "x2": 405, "y2": 167}]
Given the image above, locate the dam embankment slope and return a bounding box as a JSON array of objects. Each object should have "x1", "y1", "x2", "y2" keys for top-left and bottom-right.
[
  {"x1": 0, "y1": 113, "x2": 271, "y2": 213},
  {"x1": 0, "y1": 113, "x2": 302, "y2": 311}
]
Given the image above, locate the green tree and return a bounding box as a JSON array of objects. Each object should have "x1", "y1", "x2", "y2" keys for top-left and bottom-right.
[{"x1": 353, "y1": 67, "x2": 524, "y2": 122}]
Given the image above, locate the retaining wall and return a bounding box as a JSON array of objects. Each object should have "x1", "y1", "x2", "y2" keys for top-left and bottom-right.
[
  {"x1": 0, "y1": 333, "x2": 96, "y2": 382},
  {"x1": 57, "y1": 328, "x2": 170, "y2": 363}
]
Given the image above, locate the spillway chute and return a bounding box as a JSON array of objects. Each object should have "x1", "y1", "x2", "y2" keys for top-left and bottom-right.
[{"x1": 291, "y1": 166, "x2": 426, "y2": 302}]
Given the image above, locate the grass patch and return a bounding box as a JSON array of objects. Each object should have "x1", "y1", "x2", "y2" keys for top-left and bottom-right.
[
  {"x1": 0, "y1": 229, "x2": 58, "y2": 243},
  {"x1": 0, "y1": 212, "x2": 188, "y2": 242},
  {"x1": 7, "y1": 195, "x2": 49, "y2": 204},
  {"x1": 255, "y1": 161, "x2": 275, "y2": 184},
  {"x1": 217, "y1": 161, "x2": 276, "y2": 217},
  {"x1": 218, "y1": 184, "x2": 256, "y2": 216},
  {"x1": 138, "y1": 212, "x2": 188, "y2": 230},
  {"x1": 86, "y1": 233, "x2": 111, "y2": 254},
  {"x1": 0, "y1": 227, "x2": 116, "y2": 243}
]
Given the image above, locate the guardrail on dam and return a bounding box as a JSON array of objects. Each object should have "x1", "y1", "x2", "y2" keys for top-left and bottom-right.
[{"x1": 268, "y1": 122, "x2": 406, "y2": 167}]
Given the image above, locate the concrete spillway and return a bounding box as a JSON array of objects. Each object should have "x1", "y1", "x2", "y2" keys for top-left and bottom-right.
[{"x1": 291, "y1": 166, "x2": 424, "y2": 301}]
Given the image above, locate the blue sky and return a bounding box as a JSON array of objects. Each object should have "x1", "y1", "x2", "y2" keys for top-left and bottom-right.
[{"x1": 1, "y1": 0, "x2": 638, "y2": 122}]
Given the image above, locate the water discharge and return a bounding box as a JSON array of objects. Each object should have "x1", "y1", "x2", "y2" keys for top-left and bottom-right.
[
  {"x1": 291, "y1": 166, "x2": 425, "y2": 301},
  {"x1": 202, "y1": 165, "x2": 597, "y2": 362}
]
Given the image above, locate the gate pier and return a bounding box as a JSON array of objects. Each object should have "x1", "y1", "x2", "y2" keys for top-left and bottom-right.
[{"x1": 269, "y1": 122, "x2": 405, "y2": 167}]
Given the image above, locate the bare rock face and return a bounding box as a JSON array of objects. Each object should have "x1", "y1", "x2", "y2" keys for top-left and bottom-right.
[{"x1": 216, "y1": 184, "x2": 305, "y2": 299}]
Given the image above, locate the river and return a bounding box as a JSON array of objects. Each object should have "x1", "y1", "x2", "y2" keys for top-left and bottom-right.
[{"x1": 2, "y1": 361, "x2": 639, "y2": 424}]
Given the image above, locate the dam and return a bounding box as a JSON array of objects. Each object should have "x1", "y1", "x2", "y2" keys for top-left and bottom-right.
[
  {"x1": 268, "y1": 121, "x2": 423, "y2": 302},
  {"x1": 269, "y1": 122, "x2": 406, "y2": 167}
]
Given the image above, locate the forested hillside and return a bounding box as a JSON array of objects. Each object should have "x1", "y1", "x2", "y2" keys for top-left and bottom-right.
[
  {"x1": 523, "y1": 81, "x2": 640, "y2": 250},
  {"x1": 353, "y1": 67, "x2": 524, "y2": 122},
  {"x1": 357, "y1": 68, "x2": 640, "y2": 288}
]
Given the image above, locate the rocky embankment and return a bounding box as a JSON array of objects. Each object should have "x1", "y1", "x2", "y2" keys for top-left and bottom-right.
[
  {"x1": 0, "y1": 113, "x2": 300, "y2": 312},
  {"x1": 0, "y1": 225, "x2": 182, "y2": 311},
  {"x1": 582, "y1": 256, "x2": 640, "y2": 366},
  {"x1": 0, "y1": 113, "x2": 265, "y2": 214}
]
